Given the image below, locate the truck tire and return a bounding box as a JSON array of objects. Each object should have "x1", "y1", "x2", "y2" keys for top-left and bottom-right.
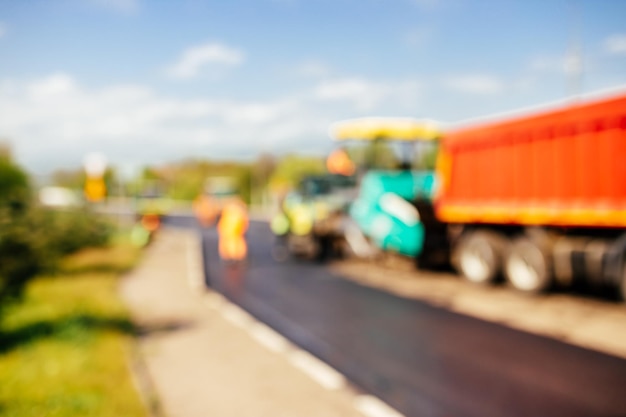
[
  {"x1": 452, "y1": 230, "x2": 507, "y2": 285},
  {"x1": 315, "y1": 235, "x2": 332, "y2": 262},
  {"x1": 504, "y1": 237, "x2": 552, "y2": 293},
  {"x1": 287, "y1": 234, "x2": 320, "y2": 261}
]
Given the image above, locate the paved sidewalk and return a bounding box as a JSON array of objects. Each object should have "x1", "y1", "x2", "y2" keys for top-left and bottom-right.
[{"x1": 120, "y1": 228, "x2": 375, "y2": 417}]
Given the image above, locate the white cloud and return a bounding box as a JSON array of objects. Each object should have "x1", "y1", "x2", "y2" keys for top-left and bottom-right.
[
  {"x1": 27, "y1": 74, "x2": 77, "y2": 98},
  {"x1": 0, "y1": 72, "x2": 430, "y2": 174},
  {"x1": 295, "y1": 60, "x2": 332, "y2": 78},
  {"x1": 442, "y1": 74, "x2": 503, "y2": 94},
  {"x1": 529, "y1": 55, "x2": 566, "y2": 73},
  {"x1": 529, "y1": 50, "x2": 586, "y2": 75},
  {"x1": 313, "y1": 77, "x2": 422, "y2": 111},
  {"x1": 167, "y1": 42, "x2": 245, "y2": 80},
  {"x1": 0, "y1": 74, "x2": 320, "y2": 172},
  {"x1": 314, "y1": 78, "x2": 382, "y2": 109},
  {"x1": 220, "y1": 101, "x2": 293, "y2": 125},
  {"x1": 603, "y1": 34, "x2": 626, "y2": 55},
  {"x1": 87, "y1": 0, "x2": 139, "y2": 14}
]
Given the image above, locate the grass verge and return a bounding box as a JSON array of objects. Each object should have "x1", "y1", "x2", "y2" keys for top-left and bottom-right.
[{"x1": 0, "y1": 235, "x2": 146, "y2": 417}]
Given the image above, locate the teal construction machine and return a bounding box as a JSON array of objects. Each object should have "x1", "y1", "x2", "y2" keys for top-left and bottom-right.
[{"x1": 328, "y1": 117, "x2": 449, "y2": 266}]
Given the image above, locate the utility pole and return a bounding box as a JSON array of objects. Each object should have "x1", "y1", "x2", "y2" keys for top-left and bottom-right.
[{"x1": 565, "y1": 0, "x2": 583, "y2": 99}]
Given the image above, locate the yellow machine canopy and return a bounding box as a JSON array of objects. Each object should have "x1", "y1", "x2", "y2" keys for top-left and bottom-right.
[{"x1": 329, "y1": 117, "x2": 442, "y2": 141}]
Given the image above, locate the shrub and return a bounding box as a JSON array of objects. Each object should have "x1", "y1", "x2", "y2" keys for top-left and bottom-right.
[
  {"x1": 0, "y1": 155, "x2": 30, "y2": 210},
  {"x1": 38, "y1": 208, "x2": 114, "y2": 257},
  {"x1": 0, "y1": 208, "x2": 45, "y2": 300},
  {"x1": 0, "y1": 206, "x2": 115, "y2": 307},
  {"x1": 0, "y1": 153, "x2": 115, "y2": 307},
  {"x1": 0, "y1": 155, "x2": 40, "y2": 302}
]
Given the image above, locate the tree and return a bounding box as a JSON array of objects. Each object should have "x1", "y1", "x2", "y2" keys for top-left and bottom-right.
[
  {"x1": 0, "y1": 150, "x2": 30, "y2": 211},
  {"x1": 51, "y1": 168, "x2": 85, "y2": 191},
  {"x1": 0, "y1": 149, "x2": 39, "y2": 302},
  {"x1": 0, "y1": 147, "x2": 113, "y2": 306},
  {"x1": 269, "y1": 154, "x2": 326, "y2": 193},
  {"x1": 251, "y1": 153, "x2": 277, "y2": 206}
]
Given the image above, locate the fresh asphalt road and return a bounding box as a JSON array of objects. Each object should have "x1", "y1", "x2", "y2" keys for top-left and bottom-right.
[{"x1": 163, "y1": 215, "x2": 626, "y2": 417}]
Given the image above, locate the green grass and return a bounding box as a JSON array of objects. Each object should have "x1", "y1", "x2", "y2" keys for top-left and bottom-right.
[{"x1": 0, "y1": 237, "x2": 146, "y2": 417}]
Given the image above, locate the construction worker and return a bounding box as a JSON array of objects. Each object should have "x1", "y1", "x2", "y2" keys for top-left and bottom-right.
[
  {"x1": 326, "y1": 148, "x2": 355, "y2": 176},
  {"x1": 217, "y1": 197, "x2": 249, "y2": 262},
  {"x1": 193, "y1": 193, "x2": 217, "y2": 227}
]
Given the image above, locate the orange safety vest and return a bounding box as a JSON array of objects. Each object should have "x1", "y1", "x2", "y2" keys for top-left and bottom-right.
[
  {"x1": 326, "y1": 149, "x2": 355, "y2": 176},
  {"x1": 217, "y1": 202, "x2": 249, "y2": 261},
  {"x1": 193, "y1": 195, "x2": 217, "y2": 227}
]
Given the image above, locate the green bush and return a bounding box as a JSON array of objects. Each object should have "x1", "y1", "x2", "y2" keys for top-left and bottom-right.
[
  {"x1": 38, "y1": 208, "x2": 114, "y2": 257},
  {"x1": 0, "y1": 209, "x2": 45, "y2": 300},
  {"x1": 0, "y1": 206, "x2": 114, "y2": 306},
  {"x1": 0, "y1": 156, "x2": 29, "y2": 210},
  {"x1": 0, "y1": 153, "x2": 115, "y2": 307},
  {"x1": 0, "y1": 155, "x2": 40, "y2": 302}
]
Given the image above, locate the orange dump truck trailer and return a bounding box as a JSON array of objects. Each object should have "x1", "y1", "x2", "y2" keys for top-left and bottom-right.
[{"x1": 435, "y1": 92, "x2": 626, "y2": 297}]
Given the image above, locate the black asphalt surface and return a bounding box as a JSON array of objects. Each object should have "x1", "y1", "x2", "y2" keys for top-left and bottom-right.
[{"x1": 164, "y1": 215, "x2": 626, "y2": 417}]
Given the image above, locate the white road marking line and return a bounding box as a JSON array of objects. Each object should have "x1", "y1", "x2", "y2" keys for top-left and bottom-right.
[
  {"x1": 355, "y1": 395, "x2": 405, "y2": 417},
  {"x1": 249, "y1": 323, "x2": 290, "y2": 354},
  {"x1": 288, "y1": 350, "x2": 346, "y2": 391},
  {"x1": 221, "y1": 304, "x2": 253, "y2": 329},
  {"x1": 187, "y1": 232, "x2": 401, "y2": 416}
]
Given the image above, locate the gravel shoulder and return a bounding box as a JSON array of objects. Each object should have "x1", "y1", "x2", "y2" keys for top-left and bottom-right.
[{"x1": 330, "y1": 259, "x2": 626, "y2": 359}]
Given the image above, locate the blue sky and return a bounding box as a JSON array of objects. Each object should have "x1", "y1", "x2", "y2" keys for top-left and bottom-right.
[{"x1": 1, "y1": 0, "x2": 625, "y2": 175}]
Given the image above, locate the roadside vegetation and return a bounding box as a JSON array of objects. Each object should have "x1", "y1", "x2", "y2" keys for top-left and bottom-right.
[
  {"x1": 0, "y1": 237, "x2": 145, "y2": 417},
  {"x1": 0, "y1": 148, "x2": 147, "y2": 416},
  {"x1": 51, "y1": 152, "x2": 329, "y2": 205},
  {"x1": 0, "y1": 151, "x2": 113, "y2": 306},
  {"x1": 0, "y1": 146, "x2": 334, "y2": 416}
]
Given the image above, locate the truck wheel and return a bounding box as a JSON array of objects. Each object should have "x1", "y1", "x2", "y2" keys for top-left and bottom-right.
[
  {"x1": 452, "y1": 231, "x2": 506, "y2": 284},
  {"x1": 315, "y1": 236, "x2": 332, "y2": 263},
  {"x1": 504, "y1": 237, "x2": 552, "y2": 293}
]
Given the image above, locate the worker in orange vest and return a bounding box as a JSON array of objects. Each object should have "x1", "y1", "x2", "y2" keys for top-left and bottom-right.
[
  {"x1": 217, "y1": 197, "x2": 249, "y2": 262},
  {"x1": 326, "y1": 148, "x2": 355, "y2": 176},
  {"x1": 193, "y1": 194, "x2": 218, "y2": 227}
]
